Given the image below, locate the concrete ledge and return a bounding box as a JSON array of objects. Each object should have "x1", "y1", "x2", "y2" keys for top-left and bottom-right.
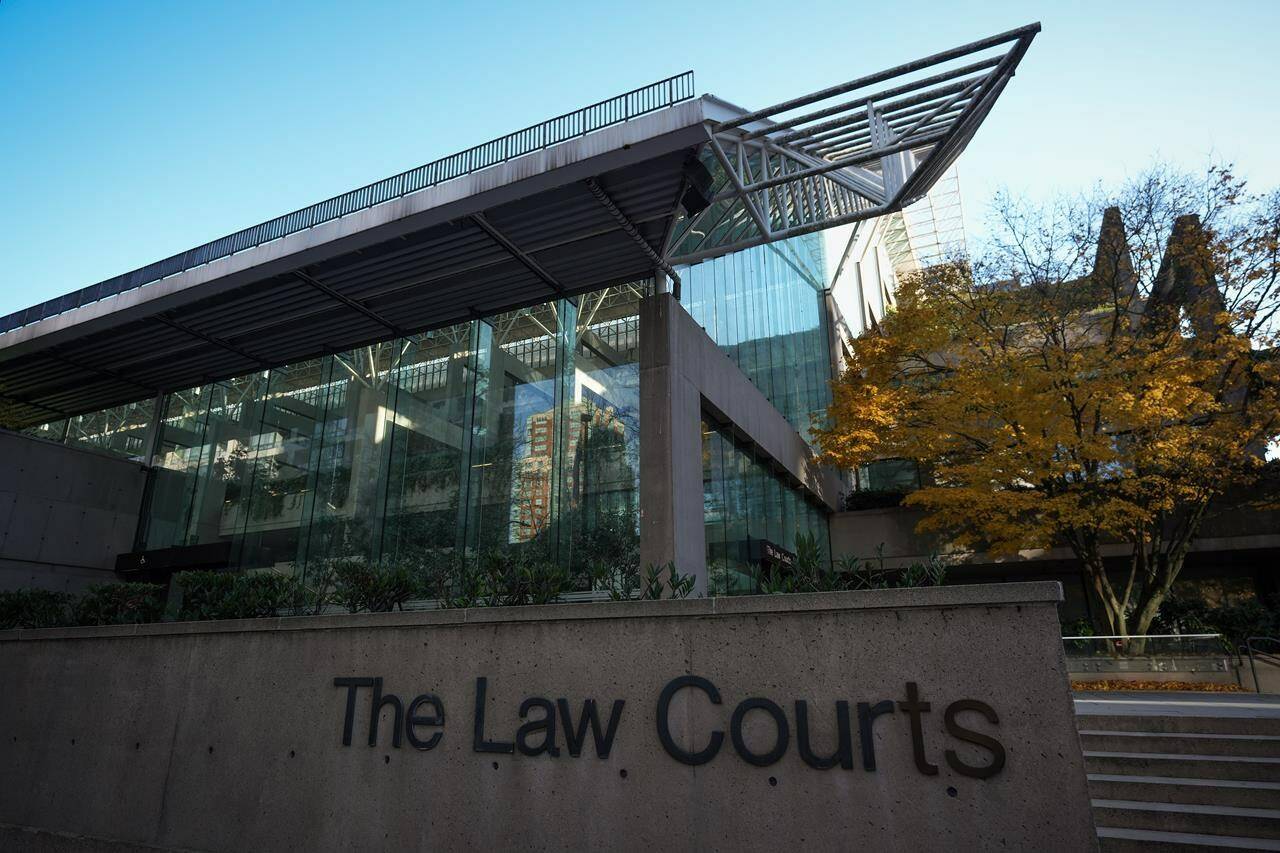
[
  {"x1": 0, "y1": 581, "x2": 1063, "y2": 643},
  {"x1": 0, "y1": 822, "x2": 179, "y2": 852}
]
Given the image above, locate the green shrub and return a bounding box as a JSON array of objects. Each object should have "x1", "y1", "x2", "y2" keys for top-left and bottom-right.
[
  {"x1": 437, "y1": 559, "x2": 486, "y2": 609},
  {"x1": 1209, "y1": 600, "x2": 1280, "y2": 647},
  {"x1": 467, "y1": 549, "x2": 574, "y2": 607},
  {"x1": 331, "y1": 559, "x2": 418, "y2": 613},
  {"x1": 587, "y1": 558, "x2": 640, "y2": 601},
  {"x1": 640, "y1": 563, "x2": 696, "y2": 600},
  {"x1": 291, "y1": 564, "x2": 335, "y2": 616},
  {"x1": 0, "y1": 588, "x2": 74, "y2": 629},
  {"x1": 1149, "y1": 595, "x2": 1213, "y2": 635},
  {"x1": 224, "y1": 572, "x2": 295, "y2": 619},
  {"x1": 754, "y1": 568, "x2": 797, "y2": 595},
  {"x1": 841, "y1": 546, "x2": 946, "y2": 591},
  {"x1": 1150, "y1": 594, "x2": 1280, "y2": 646},
  {"x1": 73, "y1": 582, "x2": 165, "y2": 626},
  {"x1": 173, "y1": 571, "x2": 238, "y2": 620},
  {"x1": 734, "y1": 541, "x2": 947, "y2": 597},
  {"x1": 523, "y1": 560, "x2": 570, "y2": 606},
  {"x1": 173, "y1": 570, "x2": 299, "y2": 620},
  {"x1": 1061, "y1": 618, "x2": 1095, "y2": 637}
]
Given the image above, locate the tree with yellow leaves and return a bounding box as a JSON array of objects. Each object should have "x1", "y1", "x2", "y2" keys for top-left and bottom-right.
[{"x1": 816, "y1": 167, "x2": 1280, "y2": 637}]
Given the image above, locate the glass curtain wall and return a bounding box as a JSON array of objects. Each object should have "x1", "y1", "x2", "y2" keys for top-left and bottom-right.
[
  {"x1": 702, "y1": 416, "x2": 829, "y2": 595},
  {"x1": 21, "y1": 398, "x2": 155, "y2": 462},
  {"x1": 124, "y1": 284, "x2": 646, "y2": 579},
  {"x1": 680, "y1": 233, "x2": 831, "y2": 446}
]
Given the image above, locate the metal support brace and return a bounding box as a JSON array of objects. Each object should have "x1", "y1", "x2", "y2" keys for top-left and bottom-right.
[
  {"x1": 583, "y1": 177, "x2": 683, "y2": 299},
  {"x1": 45, "y1": 351, "x2": 155, "y2": 395},
  {"x1": 153, "y1": 315, "x2": 268, "y2": 367},
  {"x1": 294, "y1": 271, "x2": 404, "y2": 337},
  {"x1": 703, "y1": 127, "x2": 771, "y2": 240},
  {"x1": 867, "y1": 103, "x2": 911, "y2": 201},
  {"x1": 469, "y1": 213, "x2": 567, "y2": 296},
  {"x1": 706, "y1": 132, "x2": 941, "y2": 204},
  {"x1": 0, "y1": 391, "x2": 68, "y2": 419}
]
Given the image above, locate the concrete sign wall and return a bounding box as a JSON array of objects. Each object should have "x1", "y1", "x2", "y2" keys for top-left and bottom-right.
[{"x1": 0, "y1": 583, "x2": 1096, "y2": 851}]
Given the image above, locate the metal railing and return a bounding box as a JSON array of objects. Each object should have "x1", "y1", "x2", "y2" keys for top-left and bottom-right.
[
  {"x1": 1, "y1": 71, "x2": 697, "y2": 336},
  {"x1": 1244, "y1": 636, "x2": 1280, "y2": 694},
  {"x1": 1063, "y1": 633, "x2": 1239, "y2": 678},
  {"x1": 1063, "y1": 633, "x2": 1230, "y2": 658}
]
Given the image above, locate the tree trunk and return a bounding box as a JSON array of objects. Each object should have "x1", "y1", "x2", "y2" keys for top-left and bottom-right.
[
  {"x1": 1132, "y1": 552, "x2": 1188, "y2": 637},
  {"x1": 1069, "y1": 532, "x2": 1126, "y2": 636}
]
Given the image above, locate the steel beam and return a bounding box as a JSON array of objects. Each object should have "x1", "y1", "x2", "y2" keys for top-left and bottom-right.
[
  {"x1": 583, "y1": 178, "x2": 682, "y2": 299},
  {"x1": 468, "y1": 213, "x2": 567, "y2": 296},
  {"x1": 294, "y1": 270, "x2": 405, "y2": 337},
  {"x1": 708, "y1": 131, "x2": 946, "y2": 204},
  {"x1": 741, "y1": 58, "x2": 1000, "y2": 145},
  {"x1": 152, "y1": 315, "x2": 269, "y2": 367},
  {"x1": 702, "y1": 127, "x2": 772, "y2": 240},
  {"x1": 45, "y1": 352, "x2": 156, "y2": 395},
  {"x1": 0, "y1": 391, "x2": 68, "y2": 419},
  {"x1": 713, "y1": 22, "x2": 1040, "y2": 131}
]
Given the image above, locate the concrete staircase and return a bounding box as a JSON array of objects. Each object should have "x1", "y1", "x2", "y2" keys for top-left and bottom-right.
[{"x1": 1077, "y1": 694, "x2": 1280, "y2": 851}]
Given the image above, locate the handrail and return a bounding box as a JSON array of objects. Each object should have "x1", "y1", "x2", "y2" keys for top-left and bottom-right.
[
  {"x1": 1061, "y1": 633, "x2": 1220, "y2": 641},
  {"x1": 1062, "y1": 632, "x2": 1233, "y2": 660},
  {"x1": 0, "y1": 71, "x2": 697, "y2": 336},
  {"x1": 1244, "y1": 636, "x2": 1280, "y2": 694}
]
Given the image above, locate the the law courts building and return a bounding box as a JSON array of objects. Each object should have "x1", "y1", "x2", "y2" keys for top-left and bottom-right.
[
  {"x1": 0, "y1": 27, "x2": 1037, "y2": 597},
  {"x1": 0, "y1": 25, "x2": 1126, "y2": 853}
]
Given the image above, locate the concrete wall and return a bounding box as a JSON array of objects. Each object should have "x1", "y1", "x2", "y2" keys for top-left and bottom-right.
[
  {"x1": 830, "y1": 505, "x2": 941, "y2": 567},
  {"x1": 0, "y1": 430, "x2": 146, "y2": 593},
  {"x1": 0, "y1": 583, "x2": 1097, "y2": 852},
  {"x1": 831, "y1": 503, "x2": 1280, "y2": 568}
]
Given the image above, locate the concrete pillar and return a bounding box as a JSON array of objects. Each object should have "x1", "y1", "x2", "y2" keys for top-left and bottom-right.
[{"x1": 638, "y1": 294, "x2": 707, "y2": 594}]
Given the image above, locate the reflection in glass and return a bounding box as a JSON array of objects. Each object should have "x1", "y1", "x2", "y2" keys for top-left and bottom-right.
[
  {"x1": 124, "y1": 284, "x2": 646, "y2": 587},
  {"x1": 702, "y1": 416, "x2": 829, "y2": 595},
  {"x1": 680, "y1": 234, "x2": 831, "y2": 446},
  {"x1": 24, "y1": 400, "x2": 155, "y2": 462}
]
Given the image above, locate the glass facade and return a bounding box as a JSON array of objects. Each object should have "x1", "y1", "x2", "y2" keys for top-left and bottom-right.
[
  {"x1": 702, "y1": 417, "x2": 830, "y2": 595},
  {"x1": 19, "y1": 249, "x2": 839, "y2": 591},
  {"x1": 22, "y1": 398, "x2": 154, "y2": 462},
  {"x1": 679, "y1": 234, "x2": 832, "y2": 445},
  {"x1": 120, "y1": 285, "x2": 646, "y2": 579}
]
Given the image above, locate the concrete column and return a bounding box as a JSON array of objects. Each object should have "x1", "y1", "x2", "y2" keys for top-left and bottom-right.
[{"x1": 638, "y1": 294, "x2": 707, "y2": 593}]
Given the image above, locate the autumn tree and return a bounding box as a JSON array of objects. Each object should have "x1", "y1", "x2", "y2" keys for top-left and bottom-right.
[{"x1": 816, "y1": 166, "x2": 1280, "y2": 637}]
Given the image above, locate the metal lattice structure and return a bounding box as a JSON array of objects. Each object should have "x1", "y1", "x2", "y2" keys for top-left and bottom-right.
[
  {"x1": 880, "y1": 167, "x2": 967, "y2": 275},
  {"x1": 666, "y1": 23, "x2": 1037, "y2": 264}
]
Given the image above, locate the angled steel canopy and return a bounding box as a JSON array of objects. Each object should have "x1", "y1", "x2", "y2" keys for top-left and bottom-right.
[
  {"x1": 666, "y1": 22, "x2": 1038, "y2": 264},
  {"x1": 0, "y1": 25, "x2": 1037, "y2": 428}
]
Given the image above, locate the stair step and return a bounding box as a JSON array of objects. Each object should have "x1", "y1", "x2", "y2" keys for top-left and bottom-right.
[
  {"x1": 1085, "y1": 752, "x2": 1280, "y2": 782},
  {"x1": 1080, "y1": 730, "x2": 1280, "y2": 757},
  {"x1": 1089, "y1": 774, "x2": 1280, "y2": 810},
  {"x1": 1077, "y1": 713, "x2": 1280, "y2": 737},
  {"x1": 1093, "y1": 799, "x2": 1280, "y2": 840},
  {"x1": 1097, "y1": 825, "x2": 1280, "y2": 851}
]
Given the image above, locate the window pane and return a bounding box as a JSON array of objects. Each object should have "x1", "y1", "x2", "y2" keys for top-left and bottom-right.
[{"x1": 382, "y1": 324, "x2": 475, "y2": 566}]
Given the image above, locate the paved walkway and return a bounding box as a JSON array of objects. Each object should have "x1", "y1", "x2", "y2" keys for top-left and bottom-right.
[{"x1": 1076, "y1": 692, "x2": 1280, "y2": 718}]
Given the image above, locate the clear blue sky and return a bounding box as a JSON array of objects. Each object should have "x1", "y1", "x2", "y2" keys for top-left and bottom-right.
[{"x1": 2, "y1": 0, "x2": 1277, "y2": 316}]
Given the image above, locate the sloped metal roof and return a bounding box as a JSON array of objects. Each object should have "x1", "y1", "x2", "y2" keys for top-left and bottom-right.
[{"x1": 0, "y1": 24, "x2": 1038, "y2": 428}]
